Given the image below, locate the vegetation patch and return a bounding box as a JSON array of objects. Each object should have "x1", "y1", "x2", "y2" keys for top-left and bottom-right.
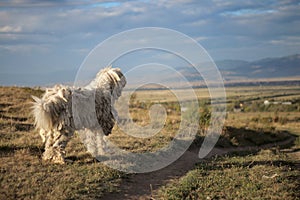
[{"x1": 157, "y1": 150, "x2": 299, "y2": 200}]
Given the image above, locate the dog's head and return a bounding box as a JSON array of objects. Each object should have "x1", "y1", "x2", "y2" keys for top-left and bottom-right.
[
  {"x1": 87, "y1": 67, "x2": 126, "y2": 136},
  {"x1": 93, "y1": 67, "x2": 127, "y2": 99}
]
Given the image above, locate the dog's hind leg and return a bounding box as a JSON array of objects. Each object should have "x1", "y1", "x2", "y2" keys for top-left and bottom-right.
[{"x1": 43, "y1": 129, "x2": 73, "y2": 164}]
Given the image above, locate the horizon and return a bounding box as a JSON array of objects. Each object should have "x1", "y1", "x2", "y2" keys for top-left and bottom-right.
[{"x1": 0, "y1": 0, "x2": 299, "y2": 86}]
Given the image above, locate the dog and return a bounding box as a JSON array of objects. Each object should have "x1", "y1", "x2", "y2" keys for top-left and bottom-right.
[{"x1": 32, "y1": 67, "x2": 126, "y2": 164}]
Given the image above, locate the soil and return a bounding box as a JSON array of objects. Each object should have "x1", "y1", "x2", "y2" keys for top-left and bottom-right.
[{"x1": 102, "y1": 136, "x2": 297, "y2": 200}]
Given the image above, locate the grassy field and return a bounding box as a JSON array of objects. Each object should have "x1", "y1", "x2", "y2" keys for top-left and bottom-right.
[
  {"x1": 157, "y1": 149, "x2": 299, "y2": 200},
  {"x1": 0, "y1": 85, "x2": 299, "y2": 199}
]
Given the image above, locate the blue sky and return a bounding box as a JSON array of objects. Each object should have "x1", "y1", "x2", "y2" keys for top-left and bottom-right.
[{"x1": 0, "y1": 0, "x2": 299, "y2": 86}]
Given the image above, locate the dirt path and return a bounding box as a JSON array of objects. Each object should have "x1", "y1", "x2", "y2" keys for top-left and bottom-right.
[
  {"x1": 102, "y1": 147, "x2": 199, "y2": 200},
  {"x1": 102, "y1": 136, "x2": 296, "y2": 200}
]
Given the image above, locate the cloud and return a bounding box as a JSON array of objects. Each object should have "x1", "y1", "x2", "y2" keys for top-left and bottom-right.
[
  {"x1": 221, "y1": 8, "x2": 276, "y2": 17},
  {"x1": 0, "y1": 0, "x2": 299, "y2": 85},
  {"x1": 0, "y1": 25, "x2": 22, "y2": 33},
  {"x1": 0, "y1": 44, "x2": 50, "y2": 53},
  {"x1": 0, "y1": 0, "x2": 125, "y2": 8},
  {"x1": 268, "y1": 36, "x2": 300, "y2": 46}
]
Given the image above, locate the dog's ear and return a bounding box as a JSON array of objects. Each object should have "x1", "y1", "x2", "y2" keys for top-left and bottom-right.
[
  {"x1": 109, "y1": 68, "x2": 126, "y2": 99},
  {"x1": 31, "y1": 95, "x2": 41, "y2": 104},
  {"x1": 57, "y1": 89, "x2": 68, "y2": 102}
]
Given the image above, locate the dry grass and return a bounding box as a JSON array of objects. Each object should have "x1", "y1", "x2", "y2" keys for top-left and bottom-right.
[
  {"x1": 0, "y1": 86, "x2": 299, "y2": 199},
  {"x1": 154, "y1": 85, "x2": 300, "y2": 200},
  {"x1": 0, "y1": 87, "x2": 125, "y2": 200},
  {"x1": 157, "y1": 149, "x2": 299, "y2": 200}
]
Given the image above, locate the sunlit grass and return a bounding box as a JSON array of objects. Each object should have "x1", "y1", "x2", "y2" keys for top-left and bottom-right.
[
  {"x1": 0, "y1": 86, "x2": 299, "y2": 199},
  {"x1": 156, "y1": 150, "x2": 299, "y2": 200}
]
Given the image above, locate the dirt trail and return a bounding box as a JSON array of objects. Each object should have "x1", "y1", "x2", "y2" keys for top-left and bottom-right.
[
  {"x1": 102, "y1": 136, "x2": 296, "y2": 200},
  {"x1": 103, "y1": 147, "x2": 199, "y2": 200}
]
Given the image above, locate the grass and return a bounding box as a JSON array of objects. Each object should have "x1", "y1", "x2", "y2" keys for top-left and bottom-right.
[
  {"x1": 153, "y1": 85, "x2": 300, "y2": 200},
  {"x1": 0, "y1": 87, "x2": 125, "y2": 200},
  {"x1": 0, "y1": 85, "x2": 299, "y2": 199},
  {"x1": 0, "y1": 148, "x2": 124, "y2": 200},
  {"x1": 156, "y1": 150, "x2": 299, "y2": 200}
]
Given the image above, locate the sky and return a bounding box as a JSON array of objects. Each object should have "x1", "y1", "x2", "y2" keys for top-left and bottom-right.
[{"x1": 0, "y1": 0, "x2": 299, "y2": 86}]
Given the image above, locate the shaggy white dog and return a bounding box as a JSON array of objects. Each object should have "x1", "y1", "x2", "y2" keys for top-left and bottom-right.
[{"x1": 32, "y1": 67, "x2": 126, "y2": 164}]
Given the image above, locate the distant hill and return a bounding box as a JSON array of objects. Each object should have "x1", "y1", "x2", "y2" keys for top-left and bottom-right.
[
  {"x1": 1, "y1": 54, "x2": 299, "y2": 87},
  {"x1": 173, "y1": 54, "x2": 300, "y2": 85},
  {"x1": 216, "y1": 54, "x2": 300, "y2": 80}
]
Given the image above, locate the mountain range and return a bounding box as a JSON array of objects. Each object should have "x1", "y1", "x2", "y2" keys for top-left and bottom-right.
[
  {"x1": 1, "y1": 54, "x2": 299, "y2": 87},
  {"x1": 177, "y1": 54, "x2": 300, "y2": 83},
  {"x1": 216, "y1": 54, "x2": 300, "y2": 80}
]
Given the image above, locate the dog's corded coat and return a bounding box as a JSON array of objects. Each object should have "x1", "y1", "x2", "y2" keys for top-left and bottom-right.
[{"x1": 32, "y1": 67, "x2": 126, "y2": 163}]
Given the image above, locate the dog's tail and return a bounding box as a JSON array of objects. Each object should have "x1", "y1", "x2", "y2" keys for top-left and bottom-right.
[
  {"x1": 31, "y1": 86, "x2": 70, "y2": 131},
  {"x1": 31, "y1": 95, "x2": 54, "y2": 131}
]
